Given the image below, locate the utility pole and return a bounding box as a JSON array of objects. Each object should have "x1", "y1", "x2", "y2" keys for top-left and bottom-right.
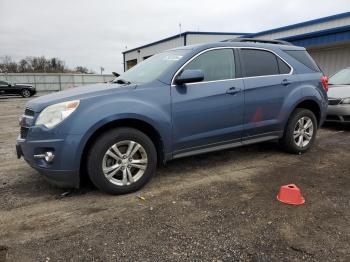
[{"x1": 100, "y1": 67, "x2": 104, "y2": 75}]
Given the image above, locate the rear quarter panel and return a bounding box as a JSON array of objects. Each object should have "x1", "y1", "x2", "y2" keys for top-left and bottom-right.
[{"x1": 280, "y1": 72, "x2": 327, "y2": 129}]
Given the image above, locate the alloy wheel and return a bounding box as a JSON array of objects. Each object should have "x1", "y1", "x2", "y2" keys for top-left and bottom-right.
[
  {"x1": 102, "y1": 140, "x2": 148, "y2": 186},
  {"x1": 293, "y1": 116, "x2": 314, "y2": 148},
  {"x1": 22, "y1": 89, "x2": 31, "y2": 97}
]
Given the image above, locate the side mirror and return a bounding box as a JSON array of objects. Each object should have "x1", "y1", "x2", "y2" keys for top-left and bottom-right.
[
  {"x1": 112, "y1": 72, "x2": 120, "y2": 77},
  {"x1": 175, "y1": 69, "x2": 204, "y2": 85}
]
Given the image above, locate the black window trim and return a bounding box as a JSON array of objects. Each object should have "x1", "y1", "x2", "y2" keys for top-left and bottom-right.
[{"x1": 171, "y1": 47, "x2": 293, "y2": 86}]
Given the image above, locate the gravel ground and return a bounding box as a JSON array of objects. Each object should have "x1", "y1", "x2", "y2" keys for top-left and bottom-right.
[{"x1": 0, "y1": 95, "x2": 349, "y2": 261}]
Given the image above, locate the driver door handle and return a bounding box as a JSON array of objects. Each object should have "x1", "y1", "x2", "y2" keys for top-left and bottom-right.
[{"x1": 226, "y1": 87, "x2": 241, "y2": 95}]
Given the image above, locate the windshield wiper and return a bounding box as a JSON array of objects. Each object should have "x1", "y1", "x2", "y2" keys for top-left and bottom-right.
[{"x1": 113, "y1": 79, "x2": 131, "y2": 85}]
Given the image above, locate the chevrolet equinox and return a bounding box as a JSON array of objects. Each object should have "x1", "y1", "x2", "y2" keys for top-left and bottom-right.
[{"x1": 16, "y1": 39, "x2": 328, "y2": 194}]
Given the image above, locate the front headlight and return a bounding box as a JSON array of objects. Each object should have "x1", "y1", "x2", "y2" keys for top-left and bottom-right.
[
  {"x1": 341, "y1": 98, "x2": 350, "y2": 104},
  {"x1": 36, "y1": 100, "x2": 80, "y2": 128}
]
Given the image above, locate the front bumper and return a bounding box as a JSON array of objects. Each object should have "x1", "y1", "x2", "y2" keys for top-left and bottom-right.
[
  {"x1": 326, "y1": 104, "x2": 350, "y2": 123},
  {"x1": 16, "y1": 134, "x2": 82, "y2": 188}
]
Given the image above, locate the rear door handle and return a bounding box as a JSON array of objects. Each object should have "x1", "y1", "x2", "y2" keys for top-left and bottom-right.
[
  {"x1": 281, "y1": 79, "x2": 291, "y2": 86},
  {"x1": 226, "y1": 87, "x2": 241, "y2": 95}
]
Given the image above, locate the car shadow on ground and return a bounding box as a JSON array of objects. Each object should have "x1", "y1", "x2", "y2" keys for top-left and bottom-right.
[
  {"x1": 322, "y1": 122, "x2": 350, "y2": 131},
  {"x1": 9, "y1": 140, "x2": 282, "y2": 200},
  {"x1": 0, "y1": 95, "x2": 24, "y2": 100}
]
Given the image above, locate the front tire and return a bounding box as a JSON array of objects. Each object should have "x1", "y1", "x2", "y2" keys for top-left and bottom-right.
[
  {"x1": 87, "y1": 127, "x2": 157, "y2": 195},
  {"x1": 280, "y1": 109, "x2": 317, "y2": 154}
]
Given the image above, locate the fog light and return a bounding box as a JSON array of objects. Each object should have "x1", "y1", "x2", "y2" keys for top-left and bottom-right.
[
  {"x1": 44, "y1": 152, "x2": 55, "y2": 162},
  {"x1": 34, "y1": 151, "x2": 55, "y2": 163}
]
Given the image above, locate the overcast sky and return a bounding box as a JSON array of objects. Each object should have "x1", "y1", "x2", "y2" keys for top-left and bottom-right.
[{"x1": 0, "y1": 0, "x2": 349, "y2": 74}]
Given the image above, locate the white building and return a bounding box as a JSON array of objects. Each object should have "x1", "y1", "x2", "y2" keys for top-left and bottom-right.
[
  {"x1": 123, "y1": 12, "x2": 350, "y2": 76},
  {"x1": 123, "y1": 32, "x2": 247, "y2": 70}
]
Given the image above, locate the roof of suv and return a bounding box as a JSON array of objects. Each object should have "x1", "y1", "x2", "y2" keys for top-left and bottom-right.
[{"x1": 172, "y1": 41, "x2": 305, "y2": 53}]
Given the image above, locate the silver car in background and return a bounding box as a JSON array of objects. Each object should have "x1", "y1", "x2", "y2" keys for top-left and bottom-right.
[{"x1": 326, "y1": 67, "x2": 350, "y2": 123}]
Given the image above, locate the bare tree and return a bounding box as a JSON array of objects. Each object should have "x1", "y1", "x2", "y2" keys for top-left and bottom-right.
[
  {"x1": 75, "y1": 66, "x2": 89, "y2": 74},
  {"x1": 0, "y1": 56, "x2": 97, "y2": 74}
]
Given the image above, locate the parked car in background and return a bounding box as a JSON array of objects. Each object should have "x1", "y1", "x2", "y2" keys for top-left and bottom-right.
[
  {"x1": 16, "y1": 39, "x2": 328, "y2": 195},
  {"x1": 0, "y1": 80, "x2": 36, "y2": 98},
  {"x1": 326, "y1": 67, "x2": 350, "y2": 123}
]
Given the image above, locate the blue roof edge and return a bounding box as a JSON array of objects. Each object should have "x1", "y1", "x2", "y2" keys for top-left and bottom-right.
[
  {"x1": 244, "y1": 11, "x2": 350, "y2": 38},
  {"x1": 123, "y1": 31, "x2": 251, "y2": 54},
  {"x1": 280, "y1": 24, "x2": 350, "y2": 41}
]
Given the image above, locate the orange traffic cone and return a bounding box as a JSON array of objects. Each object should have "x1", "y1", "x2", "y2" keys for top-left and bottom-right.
[{"x1": 277, "y1": 184, "x2": 305, "y2": 205}]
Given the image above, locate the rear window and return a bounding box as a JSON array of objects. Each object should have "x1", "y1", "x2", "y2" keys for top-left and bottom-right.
[{"x1": 285, "y1": 50, "x2": 320, "y2": 72}]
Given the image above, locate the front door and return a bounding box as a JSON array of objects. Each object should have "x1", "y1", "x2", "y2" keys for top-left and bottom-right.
[{"x1": 171, "y1": 48, "x2": 245, "y2": 155}]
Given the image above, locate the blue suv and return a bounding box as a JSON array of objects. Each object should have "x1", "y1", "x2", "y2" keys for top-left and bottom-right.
[{"x1": 16, "y1": 39, "x2": 328, "y2": 194}]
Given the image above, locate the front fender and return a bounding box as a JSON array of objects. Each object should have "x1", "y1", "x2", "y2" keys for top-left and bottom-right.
[{"x1": 64, "y1": 87, "x2": 172, "y2": 169}]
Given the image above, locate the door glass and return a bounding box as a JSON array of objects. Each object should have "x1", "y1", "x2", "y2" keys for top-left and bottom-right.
[
  {"x1": 184, "y1": 49, "x2": 235, "y2": 82},
  {"x1": 241, "y1": 49, "x2": 280, "y2": 77}
]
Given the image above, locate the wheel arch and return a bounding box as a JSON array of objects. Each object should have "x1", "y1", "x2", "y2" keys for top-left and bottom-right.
[
  {"x1": 293, "y1": 99, "x2": 321, "y2": 125},
  {"x1": 79, "y1": 118, "x2": 166, "y2": 184},
  {"x1": 282, "y1": 98, "x2": 322, "y2": 136}
]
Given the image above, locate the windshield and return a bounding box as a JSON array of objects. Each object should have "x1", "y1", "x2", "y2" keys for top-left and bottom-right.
[
  {"x1": 329, "y1": 68, "x2": 350, "y2": 86},
  {"x1": 113, "y1": 49, "x2": 188, "y2": 84}
]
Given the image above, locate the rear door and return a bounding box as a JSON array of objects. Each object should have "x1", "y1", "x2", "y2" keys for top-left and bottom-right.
[
  {"x1": 171, "y1": 48, "x2": 245, "y2": 155},
  {"x1": 239, "y1": 48, "x2": 297, "y2": 139}
]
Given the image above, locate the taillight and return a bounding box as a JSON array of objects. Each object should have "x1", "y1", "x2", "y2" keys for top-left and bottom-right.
[{"x1": 321, "y1": 76, "x2": 328, "y2": 92}]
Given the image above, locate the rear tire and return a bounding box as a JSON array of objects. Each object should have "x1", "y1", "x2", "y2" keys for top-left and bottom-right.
[
  {"x1": 280, "y1": 108, "x2": 317, "y2": 154},
  {"x1": 21, "y1": 89, "x2": 31, "y2": 98},
  {"x1": 87, "y1": 127, "x2": 157, "y2": 195}
]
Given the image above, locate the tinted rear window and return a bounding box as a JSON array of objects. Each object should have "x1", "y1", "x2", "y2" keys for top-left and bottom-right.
[
  {"x1": 241, "y1": 49, "x2": 280, "y2": 77},
  {"x1": 285, "y1": 50, "x2": 320, "y2": 72}
]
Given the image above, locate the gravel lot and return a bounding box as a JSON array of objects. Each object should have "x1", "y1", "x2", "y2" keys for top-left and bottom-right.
[{"x1": 0, "y1": 95, "x2": 349, "y2": 261}]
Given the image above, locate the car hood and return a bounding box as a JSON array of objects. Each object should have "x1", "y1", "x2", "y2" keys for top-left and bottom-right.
[
  {"x1": 27, "y1": 83, "x2": 134, "y2": 112},
  {"x1": 328, "y1": 85, "x2": 350, "y2": 99}
]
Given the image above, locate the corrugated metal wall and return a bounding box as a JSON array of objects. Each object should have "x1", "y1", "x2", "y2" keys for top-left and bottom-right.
[
  {"x1": 308, "y1": 43, "x2": 350, "y2": 76},
  {"x1": 124, "y1": 33, "x2": 244, "y2": 70},
  {"x1": 256, "y1": 16, "x2": 350, "y2": 39},
  {"x1": 0, "y1": 73, "x2": 114, "y2": 92},
  {"x1": 124, "y1": 36, "x2": 185, "y2": 65}
]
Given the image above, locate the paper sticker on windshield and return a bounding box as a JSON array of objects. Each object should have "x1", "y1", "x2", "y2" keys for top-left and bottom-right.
[{"x1": 163, "y1": 55, "x2": 183, "y2": 61}]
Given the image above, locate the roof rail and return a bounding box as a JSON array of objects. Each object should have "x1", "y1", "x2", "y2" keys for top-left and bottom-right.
[{"x1": 222, "y1": 37, "x2": 293, "y2": 46}]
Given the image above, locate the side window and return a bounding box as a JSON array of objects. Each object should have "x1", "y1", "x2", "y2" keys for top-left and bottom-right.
[
  {"x1": 277, "y1": 57, "x2": 291, "y2": 74},
  {"x1": 184, "y1": 49, "x2": 235, "y2": 82},
  {"x1": 241, "y1": 49, "x2": 280, "y2": 77},
  {"x1": 285, "y1": 50, "x2": 320, "y2": 72}
]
